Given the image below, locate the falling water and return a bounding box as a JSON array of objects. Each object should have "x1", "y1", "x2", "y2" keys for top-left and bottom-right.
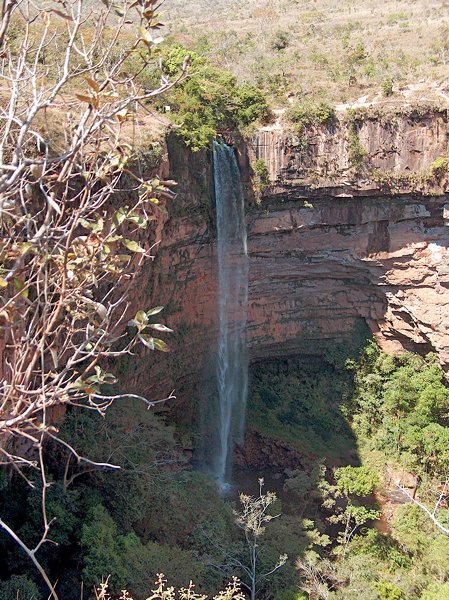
[{"x1": 212, "y1": 141, "x2": 249, "y2": 489}]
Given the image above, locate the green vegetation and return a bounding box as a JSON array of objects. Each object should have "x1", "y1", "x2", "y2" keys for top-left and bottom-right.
[
  {"x1": 253, "y1": 159, "x2": 270, "y2": 184},
  {"x1": 159, "y1": 44, "x2": 272, "y2": 150},
  {"x1": 286, "y1": 101, "x2": 335, "y2": 132},
  {"x1": 387, "y1": 12, "x2": 409, "y2": 26},
  {"x1": 350, "y1": 343, "x2": 449, "y2": 476},
  {"x1": 244, "y1": 338, "x2": 449, "y2": 598},
  {"x1": 0, "y1": 401, "x2": 236, "y2": 598},
  {"x1": 247, "y1": 358, "x2": 356, "y2": 458},
  {"x1": 252, "y1": 159, "x2": 270, "y2": 197},
  {"x1": 430, "y1": 156, "x2": 449, "y2": 178},
  {"x1": 0, "y1": 575, "x2": 40, "y2": 600},
  {"x1": 347, "y1": 123, "x2": 367, "y2": 169},
  {"x1": 3, "y1": 329, "x2": 449, "y2": 598},
  {"x1": 271, "y1": 31, "x2": 290, "y2": 52},
  {"x1": 381, "y1": 78, "x2": 394, "y2": 97},
  {"x1": 163, "y1": 0, "x2": 449, "y2": 106}
]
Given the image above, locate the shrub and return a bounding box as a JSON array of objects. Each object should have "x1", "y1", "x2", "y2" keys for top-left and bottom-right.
[
  {"x1": 313, "y1": 102, "x2": 336, "y2": 125},
  {"x1": 381, "y1": 78, "x2": 394, "y2": 97},
  {"x1": 160, "y1": 44, "x2": 271, "y2": 149},
  {"x1": 271, "y1": 31, "x2": 290, "y2": 51},
  {"x1": 253, "y1": 159, "x2": 270, "y2": 186},
  {"x1": 430, "y1": 156, "x2": 448, "y2": 178},
  {"x1": 234, "y1": 84, "x2": 273, "y2": 127},
  {"x1": 286, "y1": 101, "x2": 335, "y2": 131},
  {"x1": 0, "y1": 575, "x2": 41, "y2": 600},
  {"x1": 376, "y1": 581, "x2": 406, "y2": 600},
  {"x1": 347, "y1": 124, "x2": 367, "y2": 168},
  {"x1": 387, "y1": 12, "x2": 408, "y2": 25},
  {"x1": 334, "y1": 466, "x2": 378, "y2": 497}
]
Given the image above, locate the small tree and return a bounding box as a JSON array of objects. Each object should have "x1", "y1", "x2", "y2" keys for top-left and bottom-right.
[
  {"x1": 233, "y1": 479, "x2": 287, "y2": 600},
  {"x1": 324, "y1": 466, "x2": 380, "y2": 556}
]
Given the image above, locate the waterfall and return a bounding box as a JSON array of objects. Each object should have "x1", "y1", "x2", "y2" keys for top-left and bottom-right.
[{"x1": 211, "y1": 141, "x2": 249, "y2": 489}]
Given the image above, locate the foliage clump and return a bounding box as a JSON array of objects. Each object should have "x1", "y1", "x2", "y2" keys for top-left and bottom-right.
[
  {"x1": 0, "y1": 575, "x2": 41, "y2": 600},
  {"x1": 350, "y1": 343, "x2": 449, "y2": 478},
  {"x1": 347, "y1": 123, "x2": 367, "y2": 169},
  {"x1": 430, "y1": 156, "x2": 449, "y2": 178},
  {"x1": 159, "y1": 44, "x2": 272, "y2": 150},
  {"x1": 252, "y1": 159, "x2": 270, "y2": 198},
  {"x1": 286, "y1": 101, "x2": 335, "y2": 132},
  {"x1": 381, "y1": 78, "x2": 394, "y2": 97}
]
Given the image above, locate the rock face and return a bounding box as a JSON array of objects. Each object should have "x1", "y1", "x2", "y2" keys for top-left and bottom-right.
[
  {"x1": 250, "y1": 109, "x2": 449, "y2": 195},
  {"x1": 126, "y1": 114, "x2": 449, "y2": 407},
  {"x1": 246, "y1": 195, "x2": 449, "y2": 362}
]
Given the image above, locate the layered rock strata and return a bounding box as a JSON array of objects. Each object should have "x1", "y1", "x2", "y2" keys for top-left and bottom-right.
[{"x1": 125, "y1": 113, "x2": 449, "y2": 405}]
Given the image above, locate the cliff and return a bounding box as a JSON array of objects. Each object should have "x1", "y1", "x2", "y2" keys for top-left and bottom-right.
[{"x1": 124, "y1": 110, "x2": 449, "y2": 409}]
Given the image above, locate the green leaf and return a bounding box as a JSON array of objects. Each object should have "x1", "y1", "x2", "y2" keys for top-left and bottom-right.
[
  {"x1": 135, "y1": 309, "x2": 149, "y2": 326},
  {"x1": 148, "y1": 323, "x2": 173, "y2": 333},
  {"x1": 79, "y1": 217, "x2": 104, "y2": 232},
  {"x1": 153, "y1": 338, "x2": 170, "y2": 352},
  {"x1": 128, "y1": 309, "x2": 149, "y2": 329},
  {"x1": 138, "y1": 333, "x2": 155, "y2": 349},
  {"x1": 139, "y1": 26, "x2": 153, "y2": 45},
  {"x1": 146, "y1": 306, "x2": 164, "y2": 316},
  {"x1": 113, "y1": 3, "x2": 125, "y2": 17},
  {"x1": 127, "y1": 212, "x2": 148, "y2": 228},
  {"x1": 14, "y1": 277, "x2": 28, "y2": 298},
  {"x1": 112, "y1": 206, "x2": 128, "y2": 227},
  {"x1": 121, "y1": 239, "x2": 145, "y2": 253},
  {"x1": 102, "y1": 371, "x2": 117, "y2": 384}
]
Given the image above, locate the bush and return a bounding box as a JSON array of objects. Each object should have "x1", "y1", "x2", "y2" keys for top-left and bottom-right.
[
  {"x1": 334, "y1": 466, "x2": 378, "y2": 497},
  {"x1": 0, "y1": 575, "x2": 41, "y2": 600},
  {"x1": 253, "y1": 159, "x2": 270, "y2": 188},
  {"x1": 381, "y1": 78, "x2": 394, "y2": 97},
  {"x1": 430, "y1": 156, "x2": 448, "y2": 178},
  {"x1": 81, "y1": 504, "x2": 207, "y2": 595},
  {"x1": 160, "y1": 44, "x2": 271, "y2": 149},
  {"x1": 271, "y1": 31, "x2": 289, "y2": 51},
  {"x1": 347, "y1": 124, "x2": 367, "y2": 168},
  {"x1": 376, "y1": 581, "x2": 406, "y2": 600},
  {"x1": 387, "y1": 12, "x2": 408, "y2": 25},
  {"x1": 313, "y1": 102, "x2": 336, "y2": 125},
  {"x1": 286, "y1": 101, "x2": 335, "y2": 131}
]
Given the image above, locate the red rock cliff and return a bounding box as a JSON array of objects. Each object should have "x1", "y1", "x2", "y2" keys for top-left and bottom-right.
[{"x1": 125, "y1": 113, "x2": 449, "y2": 405}]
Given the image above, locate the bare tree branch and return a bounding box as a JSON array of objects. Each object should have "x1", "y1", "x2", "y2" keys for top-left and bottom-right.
[
  {"x1": 0, "y1": 0, "x2": 188, "y2": 595},
  {"x1": 395, "y1": 481, "x2": 449, "y2": 535}
]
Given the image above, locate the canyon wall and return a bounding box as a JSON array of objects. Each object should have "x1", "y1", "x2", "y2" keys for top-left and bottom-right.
[{"x1": 126, "y1": 112, "x2": 449, "y2": 407}]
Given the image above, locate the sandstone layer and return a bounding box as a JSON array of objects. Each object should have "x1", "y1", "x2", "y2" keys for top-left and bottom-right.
[{"x1": 125, "y1": 113, "x2": 449, "y2": 408}]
